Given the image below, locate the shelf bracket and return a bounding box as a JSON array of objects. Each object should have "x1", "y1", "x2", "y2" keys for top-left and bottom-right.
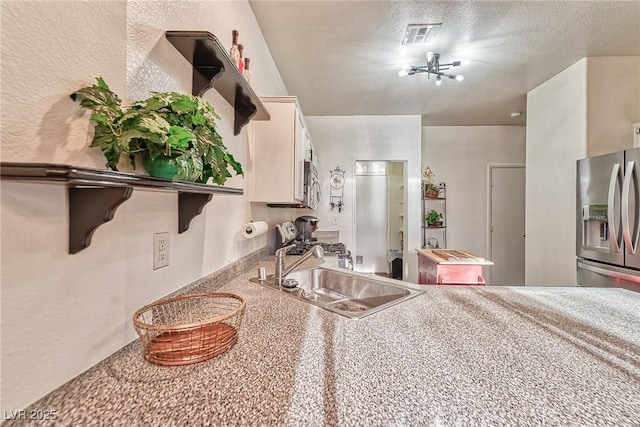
[
  {"x1": 178, "y1": 192, "x2": 213, "y2": 233},
  {"x1": 68, "y1": 187, "x2": 133, "y2": 254},
  {"x1": 192, "y1": 65, "x2": 224, "y2": 98},
  {"x1": 234, "y1": 85, "x2": 258, "y2": 135}
]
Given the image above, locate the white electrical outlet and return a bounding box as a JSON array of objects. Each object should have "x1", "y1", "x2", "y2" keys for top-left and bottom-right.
[{"x1": 153, "y1": 232, "x2": 170, "y2": 270}]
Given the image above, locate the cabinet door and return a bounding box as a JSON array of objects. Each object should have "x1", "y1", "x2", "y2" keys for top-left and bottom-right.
[
  {"x1": 250, "y1": 101, "x2": 300, "y2": 203},
  {"x1": 294, "y1": 109, "x2": 306, "y2": 201},
  {"x1": 418, "y1": 267, "x2": 428, "y2": 285},
  {"x1": 418, "y1": 254, "x2": 437, "y2": 284}
]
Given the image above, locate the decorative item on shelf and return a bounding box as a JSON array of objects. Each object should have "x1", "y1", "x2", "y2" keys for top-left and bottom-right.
[
  {"x1": 141, "y1": 153, "x2": 179, "y2": 179},
  {"x1": 425, "y1": 186, "x2": 439, "y2": 199},
  {"x1": 229, "y1": 30, "x2": 240, "y2": 66},
  {"x1": 133, "y1": 292, "x2": 246, "y2": 366},
  {"x1": 237, "y1": 44, "x2": 244, "y2": 73},
  {"x1": 329, "y1": 166, "x2": 345, "y2": 212},
  {"x1": 426, "y1": 237, "x2": 440, "y2": 249},
  {"x1": 242, "y1": 57, "x2": 251, "y2": 83},
  {"x1": 422, "y1": 166, "x2": 440, "y2": 198},
  {"x1": 70, "y1": 77, "x2": 243, "y2": 184},
  {"x1": 426, "y1": 209, "x2": 444, "y2": 227},
  {"x1": 165, "y1": 31, "x2": 270, "y2": 136}
]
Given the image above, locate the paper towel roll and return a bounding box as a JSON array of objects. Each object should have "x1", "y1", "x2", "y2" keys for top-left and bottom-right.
[{"x1": 242, "y1": 221, "x2": 268, "y2": 239}]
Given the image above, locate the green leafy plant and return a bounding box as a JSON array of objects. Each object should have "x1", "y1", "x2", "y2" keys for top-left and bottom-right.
[
  {"x1": 426, "y1": 209, "x2": 443, "y2": 226},
  {"x1": 70, "y1": 77, "x2": 243, "y2": 184}
]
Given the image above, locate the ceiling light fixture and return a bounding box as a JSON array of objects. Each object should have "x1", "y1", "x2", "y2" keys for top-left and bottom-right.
[{"x1": 398, "y1": 51, "x2": 464, "y2": 86}]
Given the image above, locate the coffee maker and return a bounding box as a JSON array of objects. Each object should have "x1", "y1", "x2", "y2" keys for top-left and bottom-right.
[{"x1": 294, "y1": 215, "x2": 319, "y2": 243}]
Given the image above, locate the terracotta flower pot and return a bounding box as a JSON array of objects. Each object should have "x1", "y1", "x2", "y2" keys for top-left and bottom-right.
[{"x1": 425, "y1": 188, "x2": 440, "y2": 199}]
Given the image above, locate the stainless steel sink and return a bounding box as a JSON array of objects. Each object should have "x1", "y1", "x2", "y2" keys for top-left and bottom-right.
[{"x1": 250, "y1": 267, "x2": 423, "y2": 318}]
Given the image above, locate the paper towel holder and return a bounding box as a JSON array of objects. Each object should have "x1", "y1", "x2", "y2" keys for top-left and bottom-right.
[{"x1": 242, "y1": 220, "x2": 269, "y2": 239}]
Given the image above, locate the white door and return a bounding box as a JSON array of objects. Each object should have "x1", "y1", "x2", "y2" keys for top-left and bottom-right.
[
  {"x1": 355, "y1": 174, "x2": 388, "y2": 273},
  {"x1": 489, "y1": 165, "x2": 525, "y2": 285}
]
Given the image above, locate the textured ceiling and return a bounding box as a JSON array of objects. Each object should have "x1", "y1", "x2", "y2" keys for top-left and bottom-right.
[{"x1": 249, "y1": 1, "x2": 640, "y2": 126}]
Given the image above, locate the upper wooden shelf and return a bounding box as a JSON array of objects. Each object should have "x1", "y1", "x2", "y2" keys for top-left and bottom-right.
[
  {"x1": 165, "y1": 31, "x2": 270, "y2": 135},
  {"x1": 1, "y1": 162, "x2": 243, "y2": 254}
]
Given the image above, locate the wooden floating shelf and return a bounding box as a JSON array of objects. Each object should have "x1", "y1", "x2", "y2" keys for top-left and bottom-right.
[
  {"x1": 0, "y1": 163, "x2": 243, "y2": 254},
  {"x1": 165, "y1": 30, "x2": 270, "y2": 135}
]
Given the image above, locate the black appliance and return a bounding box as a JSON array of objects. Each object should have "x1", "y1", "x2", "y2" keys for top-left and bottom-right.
[
  {"x1": 274, "y1": 220, "x2": 349, "y2": 259},
  {"x1": 294, "y1": 215, "x2": 319, "y2": 243}
]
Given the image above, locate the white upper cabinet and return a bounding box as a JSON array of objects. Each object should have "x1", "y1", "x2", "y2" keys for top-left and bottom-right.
[{"x1": 249, "y1": 97, "x2": 312, "y2": 204}]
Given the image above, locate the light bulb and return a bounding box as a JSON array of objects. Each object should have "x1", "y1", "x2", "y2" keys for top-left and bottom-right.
[
  {"x1": 398, "y1": 69, "x2": 409, "y2": 77},
  {"x1": 455, "y1": 74, "x2": 464, "y2": 81},
  {"x1": 426, "y1": 51, "x2": 434, "y2": 62},
  {"x1": 461, "y1": 59, "x2": 471, "y2": 66},
  {"x1": 435, "y1": 75, "x2": 442, "y2": 86}
]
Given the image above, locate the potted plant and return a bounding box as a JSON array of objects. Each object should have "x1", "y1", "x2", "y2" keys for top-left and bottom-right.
[
  {"x1": 70, "y1": 77, "x2": 243, "y2": 185},
  {"x1": 422, "y1": 166, "x2": 440, "y2": 198},
  {"x1": 426, "y1": 209, "x2": 444, "y2": 227}
]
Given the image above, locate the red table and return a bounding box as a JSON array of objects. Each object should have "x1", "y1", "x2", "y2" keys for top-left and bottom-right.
[{"x1": 417, "y1": 249, "x2": 493, "y2": 285}]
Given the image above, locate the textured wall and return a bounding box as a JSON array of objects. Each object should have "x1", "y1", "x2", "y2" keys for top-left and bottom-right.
[{"x1": 1, "y1": 1, "x2": 287, "y2": 413}]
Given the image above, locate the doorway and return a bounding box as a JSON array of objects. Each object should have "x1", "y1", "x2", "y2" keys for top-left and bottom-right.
[
  {"x1": 488, "y1": 164, "x2": 526, "y2": 285},
  {"x1": 354, "y1": 161, "x2": 406, "y2": 277}
]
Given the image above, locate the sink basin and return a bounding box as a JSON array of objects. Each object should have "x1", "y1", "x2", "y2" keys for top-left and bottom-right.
[{"x1": 250, "y1": 267, "x2": 423, "y2": 318}]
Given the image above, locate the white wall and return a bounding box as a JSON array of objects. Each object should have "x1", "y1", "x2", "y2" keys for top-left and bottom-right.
[
  {"x1": 526, "y1": 56, "x2": 640, "y2": 286},
  {"x1": 421, "y1": 126, "x2": 526, "y2": 278},
  {"x1": 1, "y1": 1, "x2": 287, "y2": 412},
  {"x1": 526, "y1": 59, "x2": 587, "y2": 286},
  {"x1": 305, "y1": 116, "x2": 422, "y2": 282}
]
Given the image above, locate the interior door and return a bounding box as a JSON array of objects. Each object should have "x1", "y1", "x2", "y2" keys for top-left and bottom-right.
[
  {"x1": 355, "y1": 174, "x2": 388, "y2": 273},
  {"x1": 490, "y1": 166, "x2": 525, "y2": 285}
]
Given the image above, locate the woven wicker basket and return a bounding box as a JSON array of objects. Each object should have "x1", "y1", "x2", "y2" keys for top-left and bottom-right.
[{"x1": 132, "y1": 292, "x2": 245, "y2": 366}]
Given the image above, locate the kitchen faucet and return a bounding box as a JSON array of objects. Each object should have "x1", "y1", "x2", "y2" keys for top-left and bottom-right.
[{"x1": 274, "y1": 244, "x2": 324, "y2": 287}]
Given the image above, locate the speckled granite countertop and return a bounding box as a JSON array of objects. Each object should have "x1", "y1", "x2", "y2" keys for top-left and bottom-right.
[{"x1": 6, "y1": 257, "x2": 640, "y2": 426}]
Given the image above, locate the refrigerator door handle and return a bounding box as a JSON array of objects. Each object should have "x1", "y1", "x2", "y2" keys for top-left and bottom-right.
[
  {"x1": 622, "y1": 160, "x2": 639, "y2": 254},
  {"x1": 608, "y1": 163, "x2": 622, "y2": 253}
]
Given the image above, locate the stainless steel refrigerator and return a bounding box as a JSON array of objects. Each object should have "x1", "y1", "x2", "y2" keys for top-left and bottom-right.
[{"x1": 577, "y1": 148, "x2": 640, "y2": 292}]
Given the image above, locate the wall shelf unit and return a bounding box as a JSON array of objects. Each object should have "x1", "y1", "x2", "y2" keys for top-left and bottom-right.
[
  {"x1": 165, "y1": 30, "x2": 270, "y2": 135},
  {"x1": 422, "y1": 181, "x2": 447, "y2": 249},
  {"x1": 0, "y1": 163, "x2": 243, "y2": 254}
]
